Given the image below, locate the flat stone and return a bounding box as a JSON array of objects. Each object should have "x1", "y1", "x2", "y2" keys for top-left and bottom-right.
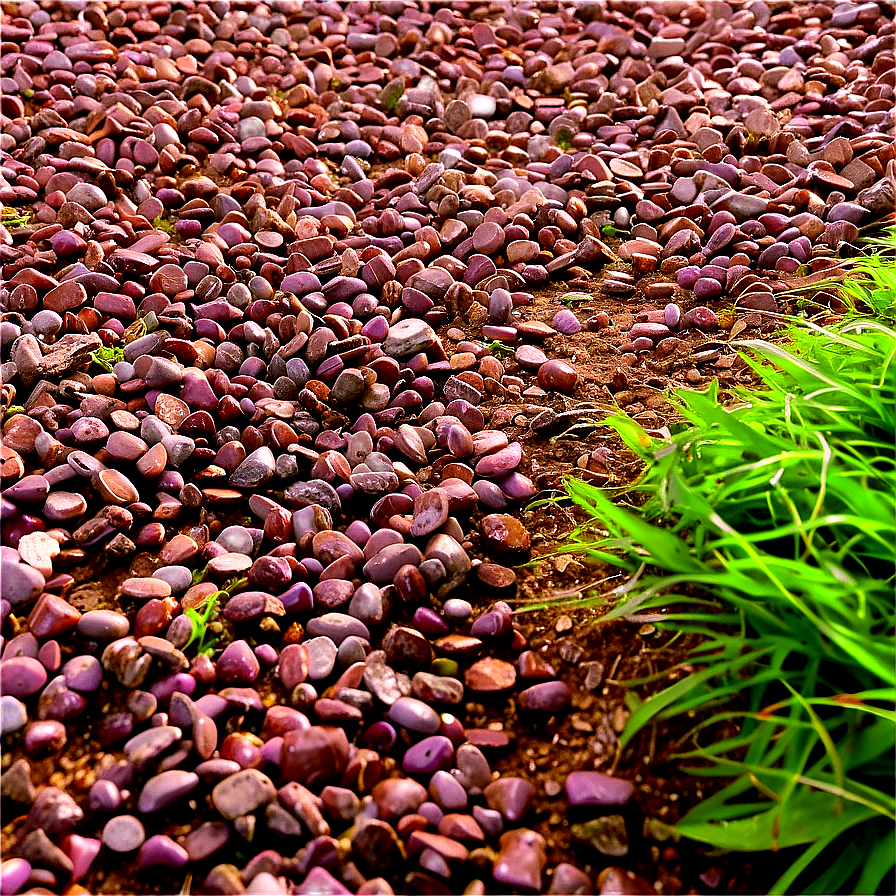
[
  {"x1": 383, "y1": 320, "x2": 437, "y2": 357},
  {"x1": 464, "y1": 658, "x2": 516, "y2": 693},
  {"x1": 212, "y1": 769, "x2": 276, "y2": 820},
  {"x1": 565, "y1": 771, "x2": 635, "y2": 807}
]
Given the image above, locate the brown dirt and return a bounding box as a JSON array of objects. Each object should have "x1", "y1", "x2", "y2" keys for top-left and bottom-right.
[{"x1": 435, "y1": 264, "x2": 785, "y2": 895}]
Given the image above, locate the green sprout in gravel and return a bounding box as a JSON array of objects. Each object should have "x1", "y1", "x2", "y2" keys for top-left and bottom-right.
[
  {"x1": 152, "y1": 213, "x2": 177, "y2": 236},
  {"x1": 560, "y1": 291, "x2": 592, "y2": 307},
  {"x1": 554, "y1": 127, "x2": 573, "y2": 152},
  {"x1": 222, "y1": 576, "x2": 248, "y2": 595},
  {"x1": 600, "y1": 224, "x2": 629, "y2": 239},
  {"x1": 525, "y1": 254, "x2": 896, "y2": 894},
  {"x1": 183, "y1": 591, "x2": 222, "y2": 657},
  {"x1": 181, "y1": 575, "x2": 246, "y2": 657},
  {"x1": 89, "y1": 345, "x2": 126, "y2": 373},
  {"x1": 1, "y1": 207, "x2": 30, "y2": 229},
  {"x1": 484, "y1": 339, "x2": 515, "y2": 359}
]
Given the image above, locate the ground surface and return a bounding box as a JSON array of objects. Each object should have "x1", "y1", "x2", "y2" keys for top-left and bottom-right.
[
  {"x1": 1, "y1": 1, "x2": 893, "y2": 894},
  {"x1": 3, "y1": 271, "x2": 779, "y2": 896}
]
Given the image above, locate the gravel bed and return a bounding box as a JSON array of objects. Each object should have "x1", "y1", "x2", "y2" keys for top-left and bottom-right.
[{"x1": 0, "y1": 2, "x2": 893, "y2": 895}]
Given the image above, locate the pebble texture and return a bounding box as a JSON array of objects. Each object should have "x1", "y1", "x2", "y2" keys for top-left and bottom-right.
[{"x1": 0, "y1": 1, "x2": 892, "y2": 895}]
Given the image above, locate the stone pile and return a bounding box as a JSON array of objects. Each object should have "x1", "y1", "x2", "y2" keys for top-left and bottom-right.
[{"x1": 0, "y1": 1, "x2": 893, "y2": 895}]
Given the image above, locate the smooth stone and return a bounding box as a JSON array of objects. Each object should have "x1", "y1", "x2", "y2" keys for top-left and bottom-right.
[
  {"x1": 492, "y1": 829, "x2": 546, "y2": 891},
  {"x1": 1, "y1": 696, "x2": 28, "y2": 735},
  {"x1": 280, "y1": 726, "x2": 350, "y2": 788},
  {"x1": 428, "y1": 771, "x2": 468, "y2": 811},
  {"x1": 212, "y1": 769, "x2": 276, "y2": 820},
  {"x1": 137, "y1": 835, "x2": 190, "y2": 870},
  {"x1": 1, "y1": 657, "x2": 47, "y2": 698},
  {"x1": 402, "y1": 736, "x2": 455, "y2": 775},
  {"x1": 565, "y1": 771, "x2": 635, "y2": 807},
  {"x1": 388, "y1": 696, "x2": 441, "y2": 734},
  {"x1": 518, "y1": 681, "x2": 572, "y2": 713},
  {"x1": 383, "y1": 320, "x2": 437, "y2": 357},
  {"x1": 137, "y1": 770, "x2": 200, "y2": 813},
  {"x1": 102, "y1": 815, "x2": 145, "y2": 853},
  {"x1": 304, "y1": 637, "x2": 338, "y2": 680},
  {"x1": 484, "y1": 778, "x2": 534, "y2": 822},
  {"x1": 552, "y1": 309, "x2": 582, "y2": 335},
  {"x1": 372, "y1": 778, "x2": 427, "y2": 821},
  {"x1": 537, "y1": 360, "x2": 577, "y2": 393}
]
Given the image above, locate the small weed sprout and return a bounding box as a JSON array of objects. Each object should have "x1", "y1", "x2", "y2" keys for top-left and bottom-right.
[
  {"x1": 89, "y1": 345, "x2": 126, "y2": 373},
  {"x1": 560, "y1": 292, "x2": 592, "y2": 307},
  {"x1": 183, "y1": 591, "x2": 223, "y2": 657},
  {"x1": 1, "y1": 207, "x2": 30, "y2": 229},
  {"x1": 483, "y1": 339, "x2": 515, "y2": 359}
]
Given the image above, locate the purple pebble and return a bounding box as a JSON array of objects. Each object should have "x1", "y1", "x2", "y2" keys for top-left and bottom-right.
[
  {"x1": 693, "y1": 277, "x2": 723, "y2": 301},
  {"x1": 677, "y1": 265, "x2": 701, "y2": 289}
]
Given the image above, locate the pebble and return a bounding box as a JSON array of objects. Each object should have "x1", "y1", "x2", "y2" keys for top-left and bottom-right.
[
  {"x1": 137, "y1": 771, "x2": 200, "y2": 814},
  {"x1": 518, "y1": 682, "x2": 572, "y2": 714},
  {"x1": 493, "y1": 829, "x2": 547, "y2": 891},
  {"x1": 212, "y1": 770, "x2": 276, "y2": 820},
  {"x1": 389, "y1": 697, "x2": 442, "y2": 735},
  {"x1": 537, "y1": 360, "x2": 578, "y2": 393},
  {"x1": 464, "y1": 658, "x2": 517, "y2": 693},
  {"x1": 552, "y1": 310, "x2": 582, "y2": 335},
  {"x1": 480, "y1": 514, "x2": 532, "y2": 554},
  {"x1": 102, "y1": 816, "x2": 146, "y2": 853},
  {"x1": 565, "y1": 771, "x2": 635, "y2": 807},
  {"x1": 484, "y1": 778, "x2": 534, "y2": 823},
  {"x1": 1, "y1": 696, "x2": 28, "y2": 735}
]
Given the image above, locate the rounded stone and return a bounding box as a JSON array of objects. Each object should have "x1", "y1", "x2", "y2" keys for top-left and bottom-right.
[
  {"x1": 102, "y1": 815, "x2": 146, "y2": 853},
  {"x1": 472, "y1": 222, "x2": 505, "y2": 255},
  {"x1": 388, "y1": 696, "x2": 441, "y2": 734},
  {"x1": 537, "y1": 360, "x2": 577, "y2": 393},
  {"x1": 552, "y1": 309, "x2": 582, "y2": 335}
]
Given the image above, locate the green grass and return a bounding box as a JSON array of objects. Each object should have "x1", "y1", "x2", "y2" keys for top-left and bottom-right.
[
  {"x1": 483, "y1": 339, "x2": 515, "y2": 358},
  {"x1": 523, "y1": 255, "x2": 896, "y2": 894},
  {"x1": 182, "y1": 575, "x2": 247, "y2": 657},
  {"x1": 554, "y1": 128, "x2": 573, "y2": 152},
  {"x1": 183, "y1": 590, "x2": 222, "y2": 657},
  {"x1": 89, "y1": 345, "x2": 125, "y2": 373},
  {"x1": 601, "y1": 224, "x2": 629, "y2": 239},
  {"x1": 152, "y1": 214, "x2": 177, "y2": 236},
  {"x1": 833, "y1": 253, "x2": 895, "y2": 318},
  {"x1": 560, "y1": 291, "x2": 592, "y2": 306},
  {"x1": 90, "y1": 316, "x2": 155, "y2": 371},
  {"x1": 782, "y1": 227, "x2": 896, "y2": 318},
  {"x1": 2, "y1": 207, "x2": 30, "y2": 229}
]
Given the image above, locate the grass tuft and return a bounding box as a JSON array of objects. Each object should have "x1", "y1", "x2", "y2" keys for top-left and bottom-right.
[
  {"x1": 483, "y1": 339, "x2": 515, "y2": 359},
  {"x1": 1, "y1": 206, "x2": 30, "y2": 229},
  {"x1": 89, "y1": 345, "x2": 125, "y2": 373},
  {"x1": 560, "y1": 291, "x2": 592, "y2": 306},
  {"x1": 183, "y1": 591, "x2": 222, "y2": 657},
  {"x1": 528, "y1": 253, "x2": 896, "y2": 894}
]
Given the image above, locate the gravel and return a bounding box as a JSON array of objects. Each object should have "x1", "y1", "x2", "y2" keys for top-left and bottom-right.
[{"x1": 0, "y1": 1, "x2": 892, "y2": 894}]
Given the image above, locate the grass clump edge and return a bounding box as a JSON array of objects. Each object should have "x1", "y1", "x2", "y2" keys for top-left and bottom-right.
[{"x1": 534, "y1": 256, "x2": 896, "y2": 894}]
